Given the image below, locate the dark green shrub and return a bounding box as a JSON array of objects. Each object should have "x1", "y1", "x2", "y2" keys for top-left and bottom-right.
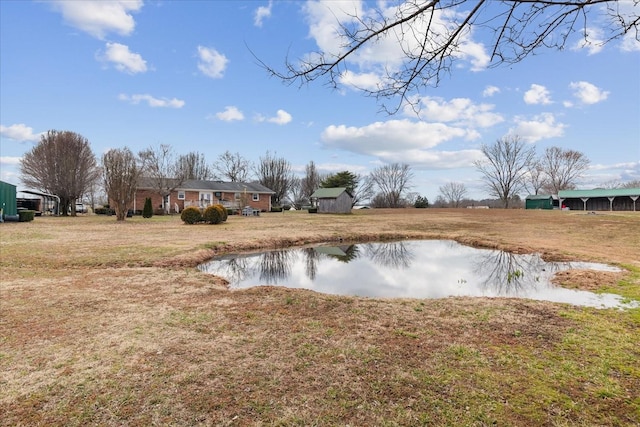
[
  {"x1": 308, "y1": 208, "x2": 318, "y2": 213},
  {"x1": 214, "y1": 204, "x2": 228, "y2": 222},
  {"x1": 271, "y1": 207, "x2": 283, "y2": 213},
  {"x1": 283, "y1": 204, "x2": 291, "y2": 211},
  {"x1": 203, "y1": 205, "x2": 223, "y2": 224},
  {"x1": 18, "y1": 210, "x2": 35, "y2": 222},
  {"x1": 181, "y1": 206, "x2": 202, "y2": 224},
  {"x1": 142, "y1": 197, "x2": 153, "y2": 218}
]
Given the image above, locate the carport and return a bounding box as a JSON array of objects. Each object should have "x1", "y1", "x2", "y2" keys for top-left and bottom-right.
[{"x1": 558, "y1": 188, "x2": 640, "y2": 211}]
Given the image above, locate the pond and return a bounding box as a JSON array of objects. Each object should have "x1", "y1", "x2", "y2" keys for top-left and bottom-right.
[{"x1": 198, "y1": 240, "x2": 637, "y2": 309}]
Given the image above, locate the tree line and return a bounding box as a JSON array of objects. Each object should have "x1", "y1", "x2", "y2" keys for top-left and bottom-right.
[{"x1": 20, "y1": 130, "x2": 637, "y2": 220}]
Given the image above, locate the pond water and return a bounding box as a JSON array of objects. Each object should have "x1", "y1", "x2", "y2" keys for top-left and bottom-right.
[{"x1": 198, "y1": 240, "x2": 637, "y2": 309}]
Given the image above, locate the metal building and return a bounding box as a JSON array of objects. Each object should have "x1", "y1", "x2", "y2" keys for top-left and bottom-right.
[{"x1": 558, "y1": 188, "x2": 640, "y2": 211}]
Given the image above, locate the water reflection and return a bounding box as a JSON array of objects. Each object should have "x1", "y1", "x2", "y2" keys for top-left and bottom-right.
[{"x1": 198, "y1": 240, "x2": 635, "y2": 309}]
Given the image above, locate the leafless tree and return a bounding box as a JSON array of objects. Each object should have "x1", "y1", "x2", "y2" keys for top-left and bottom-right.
[
  {"x1": 622, "y1": 179, "x2": 640, "y2": 188},
  {"x1": 438, "y1": 182, "x2": 467, "y2": 207},
  {"x1": 20, "y1": 130, "x2": 100, "y2": 216},
  {"x1": 262, "y1": 1, "x2": 637, "y2": 112},
  {"x1": 102, "y1": 148, "x2": 143, "y2": 221},
  {"x1": 255, "y1": 151, "x2": 295, "y2": 206},
  {"x1": 539, "y1": 146, "x2": 590, "y2": 194},
  {"x1": 474, "y1": 135, "x2": 535, "y2": 208},
  {"x1": 525, "y1": 160, "x2": 548, "y2": 196},
  {"x1": 139, "y1": 144, "x2": 187, "y2": 213},
  {"x1": 177, "y1": 151, "x2": 213, "y2": 180},
  {"x1": 369, "y1": 163, "x2": 414, "y2": 208},
  {"x1": 301, "y1": 161, "x2": 322, "y2": 204},
  {"x1": 213, "y1": 150, "x2": 252, "y2": 182}
]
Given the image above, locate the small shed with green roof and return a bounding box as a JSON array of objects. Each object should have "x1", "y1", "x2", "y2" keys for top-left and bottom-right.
[
  {"x1": 310, "y1": 187, "x2": 353, "y2": 214},
  {"x1": 525, "y1": 194, "x2": 555, "y2": 210},
  {"x1": 558, "y1": 188, "x2": 640, "y2": 211}
]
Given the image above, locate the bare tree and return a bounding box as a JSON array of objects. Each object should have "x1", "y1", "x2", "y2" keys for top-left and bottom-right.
[
  {"x1": 255, "y1": 151, "x2": 295, "y2": 206},
  {"x1": 369, "y1": 163, "x2": 414, "y2": 208},
  {"x1": 102, "y1": 148, "x2": 143, "y2": 221},
  {"x1": 263, "y1": 1, "x2": 637, "y2": 112},
  {"x1": 138, "y1": 144, "x2": 187, "y2": 213},
  {"x1": 177, "y1": 151, "x2": 213, "y2": 180},
  {"x1": 20, "y1": 130, "x2": 100, "y2": 216},
  {"x1": 539, "y1": 146, "x2": 590, "y2": 194},
  {"x1": 301, "y1": 161, "x2": 322, "y2": 204},
  {"x1": 474, "y1": 135, "x2": 535, "y2": 208},
  {"x1": 213, "y1": 151, "x2": 252, "y2": 182},
  {"x1": 288, "y1": 176, "x2": 306, "y2": 209},
  {"x1": 439, "y1": 182, "x2": 467, "y2": 207},
  {"x1": 622, "y1": 179, "x2": 640, "y2": 188},
  {"x1": 525, "y1": 160, "x2": 548, "y2": 196}
]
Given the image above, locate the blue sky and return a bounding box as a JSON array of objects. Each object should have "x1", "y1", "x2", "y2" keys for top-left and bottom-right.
[{"x1": 1, "y1": 0, "x2": 639, "y2": 201}]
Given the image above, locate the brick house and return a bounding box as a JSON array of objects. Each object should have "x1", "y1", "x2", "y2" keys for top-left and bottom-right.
[{"x1": 133, "y1": 178, "x2": 275, "y2": 214}]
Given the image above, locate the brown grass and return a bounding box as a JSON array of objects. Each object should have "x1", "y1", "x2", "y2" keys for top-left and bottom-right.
[{"x1": 1, "y1": 209, "x2": 639, "y2": 426}]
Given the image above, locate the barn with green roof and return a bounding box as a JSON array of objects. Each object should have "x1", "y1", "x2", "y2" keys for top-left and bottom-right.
[{"x1": 558, "y1": 188, "x2": 640, "y2": 211}]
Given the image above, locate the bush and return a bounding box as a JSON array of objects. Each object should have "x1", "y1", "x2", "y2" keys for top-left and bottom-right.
[
  {"x1": 271, "y1": 207, "x2": 283, "y2": 213},
  {"x1": 308, "y1": 208, "x2": 318, "y2": 214},
  {"x1": 142, "y1": 197, "x2": 153, "y2": 218},
  {"x1": 214, "y1": 204, "x2": 228, "y2": 222},
  {"x1": 203, "y1": 205, "x2": 223, "y2": 224},
  {"x1": 18, "y1": 210, "x2": 35, "y2": 222},
  {"x1": 181, "y1": 206, "x2": 202, "y2": 224},
  {"x1": 283, "y1": 204, "x2": 291, "y2": 211}
]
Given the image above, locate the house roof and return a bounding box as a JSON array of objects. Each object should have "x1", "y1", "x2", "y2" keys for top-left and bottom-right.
[
  {"x1": 558, "y1": 188, "x2": 640, "y2": 199},
  {"x1": 137, "y1": 177, "x2": 275, "y2": 194},
  {"x1": 310, "y1": 187, "x2": 352, "y2": 199}
]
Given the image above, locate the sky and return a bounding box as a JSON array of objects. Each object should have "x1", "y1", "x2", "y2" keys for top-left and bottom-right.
[{"x1": 1, "y1": 0, "x2": 639, "y2": 202}]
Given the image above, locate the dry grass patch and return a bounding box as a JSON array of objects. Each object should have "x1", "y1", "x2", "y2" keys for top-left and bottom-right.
[{"x1": 1, "y1": 209, "x2": 639, "y2": 425}]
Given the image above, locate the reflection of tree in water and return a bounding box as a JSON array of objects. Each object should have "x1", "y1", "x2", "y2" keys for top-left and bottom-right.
[
  {"x1": 363, "y1": 241, "x2": 414, "y2": 269},
  {"x1": 199, "y1": 256, "x2": 254, "y2": 285},
  {"x1": 303, "y1": 248, "x2": 320, "y2": 281},
  {"x1": 474, "y1": 250, "x2": 550, "y2": 295},
  {"x1": 259, "y1": 250, "x2": 295, "y2": 284}
]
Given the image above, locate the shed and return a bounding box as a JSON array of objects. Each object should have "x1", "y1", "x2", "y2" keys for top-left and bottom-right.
[
  {"x1": 0, "y1": 180, "x2": 17, "y2": 219},
  {"x1": 525, "y1": 194, "x2": 554, "y2": 210},
  {"x1": 558, "y1": 188, "x2": 640, "y2": 211},
  {"x1": 310, "y1": 187, "x2": 353, "y2": 214}
]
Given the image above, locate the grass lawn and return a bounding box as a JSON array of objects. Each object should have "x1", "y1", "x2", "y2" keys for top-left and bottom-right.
[{"x1": 1, "y1": 209, "x2": 639, "y2": 426}]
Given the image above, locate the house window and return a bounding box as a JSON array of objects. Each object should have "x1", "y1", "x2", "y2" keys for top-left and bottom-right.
[
  {"x1": 234, "y1": 192, "x2": 240, "y2": 200},
  {"x1": 215, "y1": 192, "x2": 221, "y2": 198},
  {"x1": 178, "y1": 191, "x2": 185, "y2": 200},
  {"x1": 252, "y1": 193, "x2": 259, "y2": 201}
]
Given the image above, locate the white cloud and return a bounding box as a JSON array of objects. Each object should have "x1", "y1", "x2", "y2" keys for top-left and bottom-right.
[
  {"x1": 197, "y1": 46, "x2": 228, "y2": 79},
  {"x1": 411, "y1": 96, "x2": 503, "y2": 128},
  {"x1": 510, "y1": 113, "x2": 566, "y2": 142},
  {"x1": 0, "y1": 156, "x2": 22, "y2": 165},
  {"x1": 339, "y1": 71, "x2": 382, "y2": 91},
  {"x1": 569, "y1": 81, "x2": 609, "y2": 105},
  {"x1": 572, "y1": 27, "x2": 605, "y2": 55},
  {"x1": 620, "y1": 32, "x2": 640, "y2": 52},
  {"x1": 0, "y1": 124, "x2": 43, "y2": 142},
  {"x1": 523, "y1": 84, "x2": 552, "y2": 105},
  {"x1": 482, "y1": 86, "x2": 500, "y2": 97},
  {"x1": 97, "y1": 42, "x2": 147, "y2": 74},
  {"x1": 118, "y1": 94, "x2": 185, "y2": 108},
  {"x1": 267, "y1": 110, "x2": 292, "y2": 125},
  {"x1": 321, "y1": 119, "x2": 484, "y2": 168},
  {"x1": 321, "y1": 119, "x2": 469, "y2": 154},
  {"x1": 254, "y1": 1, "x2": 273, "y2": 27},
  {"x1": 50, "y1": 0, "x2": 142, "y2": 39},
  {"x1": 215, "y1": 106, "x2": 245, "y2": 122}
]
